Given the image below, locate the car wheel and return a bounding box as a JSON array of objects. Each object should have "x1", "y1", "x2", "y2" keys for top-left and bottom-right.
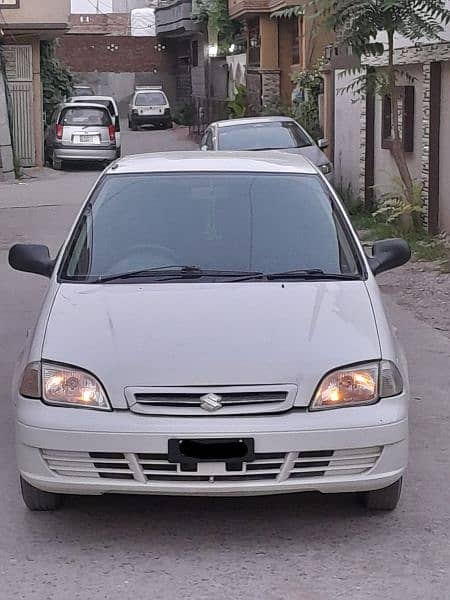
[
  {"x1": 44, "y1": 146, "x2": 51, "y2": 167},
  {"x1": 52, "y1": 152, "x2": 63, "y2": 171},
  {"x1": 20, "y1": 476, "x2": 63, "y2": 511},
  {"x1": 362, "y1": 477, "x2": 403, "y2": 511}
]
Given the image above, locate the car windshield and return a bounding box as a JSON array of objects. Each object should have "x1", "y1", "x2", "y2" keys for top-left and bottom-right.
[
  {"x1": 60, "y1": 172, "x2": 360, "y2": 282},
  {"x1": 60, "y1": 107, "x2": 111, "y2": 127},
  {"x1": 135, "y1": 92, "x2": 166, "y2": 106},
  {"x1": 218, "y1": 122, "x2": 313, "y2": 151}
]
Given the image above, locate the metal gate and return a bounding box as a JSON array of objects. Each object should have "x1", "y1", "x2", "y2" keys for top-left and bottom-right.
[{"x1": 3, "y1": 45, "x2": 35, "y2": 167}]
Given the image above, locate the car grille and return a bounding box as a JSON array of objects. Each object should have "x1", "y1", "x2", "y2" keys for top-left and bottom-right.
[
  {"x1": 125, "y1": 386, "x2": 297, "y2": 416},
  {"x1": 41, "y1": 447, "x2": 382, "y2": 484}
]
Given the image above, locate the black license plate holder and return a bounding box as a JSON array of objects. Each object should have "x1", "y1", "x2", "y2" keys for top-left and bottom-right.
[{"x1": 168, "y1": 438, "x2": 255, "y2": 466}]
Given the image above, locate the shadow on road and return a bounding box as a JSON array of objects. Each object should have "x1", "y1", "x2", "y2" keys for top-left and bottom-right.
[{"x1": 23, "y1": 491, "x2": 393, "y2": 549}]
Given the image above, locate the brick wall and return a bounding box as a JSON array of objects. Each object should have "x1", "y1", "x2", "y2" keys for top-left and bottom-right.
[{"x1": 56, "y1": 35, "x2": 175, "y2": 74}]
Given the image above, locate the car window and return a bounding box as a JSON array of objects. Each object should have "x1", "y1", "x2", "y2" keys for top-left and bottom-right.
[
  {"x1": 59, "y1": 107, "x2": 112, "y2": 127},
  {"x1": 134, "y1": 92, "x2": 167, "y2": 106},
  {"x1": 73, "y1": 99, "x2": 116, "y2": 115},
  {"x1": 218, "y1": 122, "x2": 313, "y2": 151},
  {"x1": 60, "y1": 173, "x2": 360, "y2": 281}
]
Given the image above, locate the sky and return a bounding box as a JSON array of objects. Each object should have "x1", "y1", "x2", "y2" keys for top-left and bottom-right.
[{"x1": 71, "y1": 0, "x2": 113, "y2": 13}]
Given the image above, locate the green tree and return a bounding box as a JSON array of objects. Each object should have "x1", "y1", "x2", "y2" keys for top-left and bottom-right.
[
  {"x1": 40, "y1": 41, "x2": 73, "y2": 124},
  {"x1": 314, "y1": 0, "x2": 450, "y2": 227}
]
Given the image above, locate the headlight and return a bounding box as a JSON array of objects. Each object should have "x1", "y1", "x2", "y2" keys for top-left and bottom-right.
[
  {"x1": 21, "y1": 362, "x2": 112, "y2": 411},
  {"x1": 319, "y1": 163, "x2": 332, "y2": 175},
  {"x1": 310, "y1": 361, "x2": 403, "y2": 411}
]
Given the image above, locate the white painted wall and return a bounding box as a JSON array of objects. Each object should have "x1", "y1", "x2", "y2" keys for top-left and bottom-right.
[
  {"x1": 333, "y1": 70, "x2": 363, "y2": 200},
  {"x1": 439, "y1": 62, "x2": 450, "y2": 233},
  {"x1": 373, "y1": 64, "x2": 423, "y2": 196}
]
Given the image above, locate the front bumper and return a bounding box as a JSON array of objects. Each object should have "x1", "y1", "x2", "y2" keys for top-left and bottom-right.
[
  {"x1": 17, "y1": 396, "x2": 408, "y2": 497},
  {"x1": 54, "y1": 146, "x2": 116, "y2": 162}
]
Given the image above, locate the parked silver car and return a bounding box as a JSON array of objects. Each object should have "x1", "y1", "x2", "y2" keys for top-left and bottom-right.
[
  {"x1": 201, "y1": 116, "x2": 333, "y2": 180},
  {"x1": 44, "y1": 102, "x2": 118, "y2": 170},
  {"x1": 68, "y1": 96, "x2": 121, "y2": 156}
]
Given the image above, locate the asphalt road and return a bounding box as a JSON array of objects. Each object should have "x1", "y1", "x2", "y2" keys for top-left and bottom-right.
[{"x1": 0, "y1": 128, "x2": 449, "y2": 600}]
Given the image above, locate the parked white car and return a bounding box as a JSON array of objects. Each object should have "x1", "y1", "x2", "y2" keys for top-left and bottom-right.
[
  {"x1": 128, "y1": 86, "x2": 172, "y2": 130},
  {"x1": 10, "y1": 152, "x2": 410, "y2": 512},
  {"x1": 68, "y1": 95, "x2": 121, "y2": 154},
  {"x1": 201, "y1": 117, "x2": 333, "y2": 180}
]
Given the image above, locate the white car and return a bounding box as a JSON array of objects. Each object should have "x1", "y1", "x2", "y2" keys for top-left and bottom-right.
[
  {"x1": 201, "y1": 117, "x2": 333, "y2": 180},
  {"x1": 128, "y1": 86, "x2": 172, "y2": 130},
  {"x1": 68, "y1": 96, "x2": 121, "y2": 154},
  {"x1": 9, "y1": 152, "x2": 410, "y2": 512}
]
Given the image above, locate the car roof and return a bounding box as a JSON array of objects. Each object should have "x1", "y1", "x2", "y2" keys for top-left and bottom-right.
[
  {"x1": 106, "y1": 151, "x2": 318, "y2": 175},
  {"x1": 60, "y1": 102, "x2": 112, "y2": 111},
  {"x1": 213, "y1": 116, "x2": 295, "y2": 128},
  {"x1": 71, "y1": 95, "x2": 116, "y2": 103}
]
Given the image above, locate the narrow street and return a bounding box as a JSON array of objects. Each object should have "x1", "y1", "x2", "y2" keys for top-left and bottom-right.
[{"x1": 0, "y1": 128, "x2": 449, "y2": 600}]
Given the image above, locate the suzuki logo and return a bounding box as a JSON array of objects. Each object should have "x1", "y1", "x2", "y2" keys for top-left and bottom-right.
[{"x1": 200, "y1": 393, "x2": 223, "y2": 412}]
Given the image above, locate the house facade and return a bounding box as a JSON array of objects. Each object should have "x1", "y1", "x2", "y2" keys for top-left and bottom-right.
[
  {"x1": 155, "y1": 0, "x2": 205, "y2": 109},
  {"x1": 0, "y1": 0, "x2": 71, "y2": 167},
  {"x1": 228, "y1": 0, "x2": 332, "y2": 111},
  {"x1": 330, "y1": 23, "x2": 450, "y2": 234}
]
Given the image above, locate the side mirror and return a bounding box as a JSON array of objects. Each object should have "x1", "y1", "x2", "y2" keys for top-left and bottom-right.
[
  {"x1": 9, "y1": 244, "x2": 55, "y2": 278},
  {"x1": 200, "y1": 145, "x2": 208, "y2": 152},
  {"x1": 368, "y1": 238, "x2": 411, "y2": 276},
  {"x1": 318, "y1": 138, "x2": 329, "y2": 150}
]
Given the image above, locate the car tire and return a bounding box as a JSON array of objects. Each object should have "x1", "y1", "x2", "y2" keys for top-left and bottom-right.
[
  {"x1": 20, "y1": 476, "x2": 63, "y2": 511},
  {"x1": 362, "y1": 477, "x2": 403, "y2": 511},
  {"x1": 52, "y1": 152, "x2": 63, "y2": 171}
]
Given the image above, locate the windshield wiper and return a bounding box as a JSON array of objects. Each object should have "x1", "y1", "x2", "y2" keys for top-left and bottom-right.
[
  {"x1": 95, "y1": 265, "x2": 264, "y2": 283},
  {"x1": 266, "y1": 270, "x2": 360, "y2": 281},
  {"x1": 230, "y1": 269, "x2": 361, "y2": 282}
]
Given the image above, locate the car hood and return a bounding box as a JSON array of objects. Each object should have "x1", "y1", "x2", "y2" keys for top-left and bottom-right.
[
  {"x1": 276, "y1": 145, "x2": 329, "y2": 166},
  {"x1": 43, "y1": 282, "x2": 380, "y2": 408}
]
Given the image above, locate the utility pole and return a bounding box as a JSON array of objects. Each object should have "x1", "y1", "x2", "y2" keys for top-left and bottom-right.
[{"x1": 0, "y1": 56, "x2": 15, "y2": 182}]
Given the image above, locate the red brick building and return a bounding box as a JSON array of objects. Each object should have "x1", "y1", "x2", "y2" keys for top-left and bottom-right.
[{"x1": 56, "y1": 12, "x2": 178, "y2": 113}]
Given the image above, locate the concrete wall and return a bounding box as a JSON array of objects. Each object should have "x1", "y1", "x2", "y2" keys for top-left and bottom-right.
[
  {"x1": 439, "y1": 62, "x2": 450, "y2": 233},
  {"x1": 373, "y1": 64, "x2": 423, "y2": 196},
  {"x1": 2, "y1": 0, "x2": 70, "y2": 24},
  {"x1": 333, "y1": 70, "x2": 363, "y2": 199}
]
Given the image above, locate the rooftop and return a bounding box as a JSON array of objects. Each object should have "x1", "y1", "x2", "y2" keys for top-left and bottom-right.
[{"x1": 106, "y1": 151, "x2": 318, "y2": 175}]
